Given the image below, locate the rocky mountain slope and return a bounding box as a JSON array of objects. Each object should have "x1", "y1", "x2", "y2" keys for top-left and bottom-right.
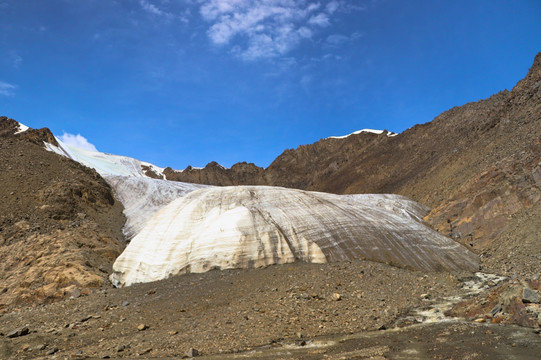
[
  {"x1": 0, "y1": 118, "x2": 126, "y2": 311},
  {"x1": 111, "y1": 187, "x2": 478, "y2": 287},
  {"x1": 164, "y1": 53, "x2": 541, "y2": 278}
]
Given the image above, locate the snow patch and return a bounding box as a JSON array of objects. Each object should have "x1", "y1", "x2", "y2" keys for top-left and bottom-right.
[
  {"x1": 327, "y1": 129, "x2": 398, "y2": 139},
  {"x1": 44, "y1": 136, "x2": 167, "y2": 178},
  {"x1": 14, "y1": 121, "x2": 29, "y2": 134}
]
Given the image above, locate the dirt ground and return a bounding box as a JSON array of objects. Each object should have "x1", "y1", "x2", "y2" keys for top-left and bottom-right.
[
  {"x1": 0, "y1": 260, "x2": 474, "y2": 359},
  {"x1": 2, "y1": 260, "x2": 539, "y2": 359}
]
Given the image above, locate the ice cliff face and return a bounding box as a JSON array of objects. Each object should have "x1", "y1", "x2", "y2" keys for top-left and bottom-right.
[{"x1": 111, "y1": 186, "x2": 480, "y2": 287}]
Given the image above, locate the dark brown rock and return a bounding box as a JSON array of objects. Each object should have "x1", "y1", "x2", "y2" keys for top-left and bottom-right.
[{"x1": 6, "y1": 326, "x2": 29, "y2": 338}]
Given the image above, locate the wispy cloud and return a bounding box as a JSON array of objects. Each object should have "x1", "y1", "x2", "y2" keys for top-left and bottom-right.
[
  {"x1": 8, "y1": 50, "x2": 22, "y2": 68},
  {"x1": 197, "y1": 0, "x2": 360, "y2": 61},
  {"x1": 325, "y1": 31, "x2": 362, "y2": 46},
  {"x1": 59, "y1": 132, "x2": 99, "y2": 152},
  {"x1": 139, "y1": 0, "x2": 174, "y2": 19},
  {"x1": 0, "y1": 81, "x2": 16, "y2": 96}
]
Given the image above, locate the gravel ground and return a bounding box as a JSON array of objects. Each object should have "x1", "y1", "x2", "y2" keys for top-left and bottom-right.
[{"x1": 0, "y1": 260, "x2": 470, "y2": 359}]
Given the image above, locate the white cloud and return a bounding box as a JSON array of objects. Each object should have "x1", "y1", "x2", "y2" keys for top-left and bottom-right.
[
  {"x1": 8, "y1": 51, "x2": 22, "y2": 68},
  {"x1": 308, "y1": 13, "x2": 330, "y2": 27},
  {"x1": 326, "y1": 33, "x2": 348, "y2": 45},
  {"x1": 0, "y1": 81, "x2": 15, "y2": 96},
  {"x1": 197, "y1": 0, "x2": 358, "y2": 61},
  {"x1": 139, "y1": 0, "x2": 174, "y2": 19},
  {"x1": 59, "y1": 132, "x2": 99, "y2": 152},
  {"x1": 326, "y1": 31, "x2": 363, "y2": 46}
]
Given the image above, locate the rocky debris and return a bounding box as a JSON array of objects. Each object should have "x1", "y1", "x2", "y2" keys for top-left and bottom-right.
[
  {"x1": 447, "y1": 277, "x2": 541, "y2": 328},
  {"x1": 6, "y1": 326, "x2": 29, "y2": 338},
  {"x1": 0, "y1": 260, "x2": 466, "y2": 359},
  {"x1": 331, "y1": 293, "x2": 342, "y2": 301},
  {"x1": 0, "y1": 119, "x2": 126, "y2": 311},
  {"x1": 137, "y1": 324, "x2": 148, "y2": 331}
]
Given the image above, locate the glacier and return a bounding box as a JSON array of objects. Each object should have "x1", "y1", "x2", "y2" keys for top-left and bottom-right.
[
  {"x1": 104, "y1": 175, "x2": 207, "y2": 240},
  {"x1": 111, "y1": 186, "x2": 480, "y2": 287}
]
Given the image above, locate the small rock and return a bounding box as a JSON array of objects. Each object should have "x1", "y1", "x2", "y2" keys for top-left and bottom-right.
[
  {"x1": 121, "y1": 300, "x2": 130, "y2": 307},
  {"x1": 6, "y1": 326, "x2": 29, "y2": 338},
  {"x1": 117, "y1": 345, "x2": 126, "y2": 352},
  {"x1": 420, "y1": 293, "x2": 430, "y2": 300},
  {"x1": 473, "y1": 318, "x2": 486, "y2": 323},
  {"x1": 294, "y1": 339, "x2": 306, "y2": 346},
  {"x1": 522, "y1": 287, "x2": 540, "y2": 304},
  {"x1": 184, "y1": 348, "x2": 199, "y2": 358},
  {"x1": 45, "y1": 347, "x2": 59, "y2": 355},
  {"x1": 139, "y1": 348, "x2": 152, "y2": 355},
  {"x1": 331, "y1": 293, "x2": 342, "y2": 301},
  {"x1": 168, "y1": 331, "x2": 179, "y2": 335},
  {"x1": 69, "y1": 289, "x2": 81, "y2": 299},
  {"x1": 22, "y1": 344, "x2": 30, "y2": 351},
  {"x1": 490, "y1": 304, "x2": 502, "y2": 316},
  {"x1": 35, "y1": 344, "x2": 46, "y2": 351},
  {"x1": 80, "y1": 315, "x2": 92, "y2": 322},
  {"x1": 137, "y1": 324, "x2": 148, "y2": 331}
]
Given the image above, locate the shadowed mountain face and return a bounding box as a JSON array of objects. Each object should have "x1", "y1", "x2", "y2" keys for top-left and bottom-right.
[
  {"x1": 0, "y1": 118, "x2": 126, "y2": 311},
  {"x1": 164, "y1": 53, "x2": 541, "y2": 277}
]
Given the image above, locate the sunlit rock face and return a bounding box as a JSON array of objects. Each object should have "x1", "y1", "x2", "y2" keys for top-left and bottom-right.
[{"x1": 111, "y1": 186, "x2": 479, "y2": 287}]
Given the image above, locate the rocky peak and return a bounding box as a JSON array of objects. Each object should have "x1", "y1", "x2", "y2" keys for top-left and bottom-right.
[{"x1": 0, "y1": 116, "x2": 59, "y2": 146}]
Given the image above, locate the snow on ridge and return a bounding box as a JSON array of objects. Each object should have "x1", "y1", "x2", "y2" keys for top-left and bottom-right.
[
  {"x1": 14, "y1": 121, "x2": 29, "y2": 134},
  {"x1": 327, "y1": 129, "x2": 398, "y2": 140},
  {"x1": 44, "y1": 136, "x2": 166, "y2": 179}
]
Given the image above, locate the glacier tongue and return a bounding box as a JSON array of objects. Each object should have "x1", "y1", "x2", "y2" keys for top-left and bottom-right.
[{"x1": 111, "y1": 186, "x2": 480, "y2": 287}]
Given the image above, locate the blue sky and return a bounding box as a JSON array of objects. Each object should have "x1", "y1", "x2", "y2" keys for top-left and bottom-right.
[{"x1": 1, "y1": 0, "x2": 540, "y2": 168}]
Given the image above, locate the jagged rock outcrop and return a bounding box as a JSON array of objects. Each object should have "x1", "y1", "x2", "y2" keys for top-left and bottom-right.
[
  {"x1": 164, "y1": 161, "x2": 265, "y2": 185},
  {"x1": 111, "y1": 186, "x2": 479, "y2": 287},
  {"x1": 0, "y1": 118, "x2": 126, "y2": 311}
]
